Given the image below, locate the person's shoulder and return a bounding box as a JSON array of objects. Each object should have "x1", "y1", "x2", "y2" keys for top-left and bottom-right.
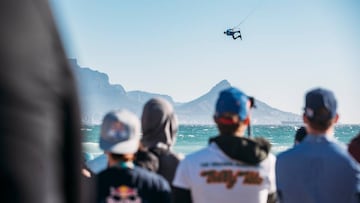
[
  {"x1": 133, "y1": 166, "x2": 170, "y2": 190},
  {"x1": 97, "y1": 166, "x2": 120, "y2": 177},
  {"x1": 323, "y1": 140, "x2": 360, "y2": 173},
  {"x1": 253, "y1": 152, "x2": 276, "y2": 171},
  {"x1": 276, "y1": 145, "x2": 302, "y2": 162},
  {"x1": 263, "y1": 152, "x2": 276, "y2": 164},
  {"x1": 275, "y1": 147, "x2": 304, "y2": 173},
  {"x1": 133, "y1": 165, "x2": 161, "y2": 179},
  {"x1": 182, "y1": 146, "x2": 214, "y2": 162},
  {"x1": 135, "y1": 149, "x2": 159, "y2": 172},
  {"x1": 169, "y1": 150, "x2": 184, "y2": 161},
  {"x1": 96, "y1": 167, "x2": 126, "y2": 186},
  {"x1": 87, "y1": 154, "x2": 107, "y2": 174},
  {"x1": 150, "y1": 147, "x2": 182, "y2": 159},
  {"x1": 329, "y1": 139, "x2": 348, "y2": 151},
  {"x1": 148, "y1": 147, "x2": 183, "y2": 170},
  {"x1": 324, "y1": 138, "x2": 354, "y2": 159}
]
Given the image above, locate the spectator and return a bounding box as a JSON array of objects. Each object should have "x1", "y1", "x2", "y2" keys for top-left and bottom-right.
[
  {"x1": 96, "y1": 109, "x2": 171, "y2": 203},
  {"x1": 172, "y1": 87, "x2": 277, "y2": 203},
  {"x1": 140, "y1": 98, "x2": 182, "y2": 184},
  {"x1": 348, "y1": 132, "x2": 360, "y2": 163},
  {"x1": 276, "y1": 88, "x2": 360, "y2": 203}
]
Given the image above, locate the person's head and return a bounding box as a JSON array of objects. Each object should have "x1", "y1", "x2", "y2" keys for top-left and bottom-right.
[
  {"x1": 303, "y1": 88, "x2": 339, "y2": 134},
  {"x1": 294, "y1": 126, "x2": 307, "y2": 145},
  {"x1": 214, "y1": 87, "x2": 253, "y2": 136},
  {"x1": 99, "y1": 109, "x2": 141, "y2": 165},
  {"x1": 141, "y1": 97, "x2": 178, "y2": 150}
]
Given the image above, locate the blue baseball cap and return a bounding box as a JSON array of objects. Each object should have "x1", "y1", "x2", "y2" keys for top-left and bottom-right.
[
  {"x1": 215, "y1": 87, "x2": 250, "y2": 121},
  {"x1": 304, "y1": 88, "x2": 337, "y2": 121}
]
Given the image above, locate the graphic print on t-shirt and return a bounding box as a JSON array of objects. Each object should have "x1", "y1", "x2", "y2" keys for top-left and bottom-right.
[
  {"x1": 200, "y1": 162, "x2": 263, "y2": 189},
  {"x1": 106, "y1": 185, "x2": 142, "y2": 203}
]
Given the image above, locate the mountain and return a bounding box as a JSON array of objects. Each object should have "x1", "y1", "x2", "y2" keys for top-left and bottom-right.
[
  {"x1": 175, "y1": 80, "x2": 231, "y2": 124},
  {"x1": 70, "y1": 59, "x2": 301, "y2": 125},
  {"x1": 70, "y1": 59, "x2": 140, "y2": 123},
  {"x1": 70, "y1": 59, "x2": 177, "y2": 124},
  {"x1": 175, "y1": 80, "x2": 301, "y2": 124},
  {"x1": 127, "y1": 91, "x2": 176, "y2": 106}
]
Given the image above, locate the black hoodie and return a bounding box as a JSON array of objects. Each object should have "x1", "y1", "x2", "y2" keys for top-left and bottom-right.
[{"x1": 209, "y1": 135, "x2": 271, "y2": 165}]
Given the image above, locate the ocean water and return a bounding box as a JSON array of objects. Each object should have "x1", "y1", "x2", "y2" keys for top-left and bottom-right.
[{"x1": 82, "y1": 124, "x2": 360, "y2": 160}]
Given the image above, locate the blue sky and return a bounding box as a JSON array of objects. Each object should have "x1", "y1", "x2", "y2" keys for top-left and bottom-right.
[{"x1": 50, "y1": 0, "x2": 360, "y2": 124}]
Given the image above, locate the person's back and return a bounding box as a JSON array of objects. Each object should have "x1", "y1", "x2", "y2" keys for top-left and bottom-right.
[
  {"x1": 96, "y1": 109, "x2": 171, "y2": 203},
  {"x1": 174, "y1": 138, "x2": 275, "y2": 203},
  {"x1": 97, "y1": 164, "x2": 170, "y2": 203},
  {"x1": 172, "y1": 87, "x2": 277, "y2": 203},
  {"x1": 141, "y1": 98, "x2": 182, "y2": 184},
  {"x1": 277, "y1": 136, "x2": 359, "y2": 202},
  {"x1": 276, "y1": 88, "x2": 360, "y2": 203},
  {"x1": 148, "y1": 146, "x2": 181, "y2": 184}
]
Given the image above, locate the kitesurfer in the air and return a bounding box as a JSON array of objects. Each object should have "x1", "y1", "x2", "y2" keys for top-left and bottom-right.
[{"x1": 224, "y1": 28, "x2": 242, "y2": 40}]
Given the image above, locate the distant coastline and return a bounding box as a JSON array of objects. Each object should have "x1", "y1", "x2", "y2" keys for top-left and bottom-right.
[
  {"x1": 281, "y1": 121, "x2": 304, "y2": 125},
  {"x1": 71, "y1": 59, "x2": 302, "y2": 125}
]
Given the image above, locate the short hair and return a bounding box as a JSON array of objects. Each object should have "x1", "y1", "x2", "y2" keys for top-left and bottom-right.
[
  {"x1": 214, "y1": 114, "x2": 242, "y2": 135},
  {"x1": 216, "y1": 122, "x2": 241, "y2": 135},
  {"x1": 109, "y1": 153, "x2": 125, "y2": 161},
  {"x1": 305, "y1": 107, "x2": 334, "y2": 131}
]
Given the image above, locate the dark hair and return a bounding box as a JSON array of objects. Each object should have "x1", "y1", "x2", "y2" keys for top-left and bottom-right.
[
  {"x1": 214, "y1": 114, "x2": 241, "y2": 135},
  {"x1": 304, "y1": 107, "x2": 334, "y2": 131},
  {"x1": 216, "y1": 123, "x2": 241, "y2": 135},
  {"x1": 109, "y1": 153, "x2": 135, "y2": 162},
  {"x1": 306, "y1": 118, "x2": 333, "y2": 131},
  {"x1": 294, "y1": 126, "x2": 307, "y2": 144},
  {"x1": 348, "y1": 132, "x2": 360, "y2": 163}
]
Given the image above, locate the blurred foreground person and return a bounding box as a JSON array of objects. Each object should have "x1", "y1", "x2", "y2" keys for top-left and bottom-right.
[
  {"x1": 276, "y1": 88, "x2": 360, "y2": 203},
  {"x1": 96, "y1": 110, "x2": 171, "y2": 203},
  {"x1": 349, "y1": 132, "x2": 360, "y2": 163},
  {"x1": 0, "y1": 1, "x2": 83, "y2": 202},
  {"x1": 172, "y1": 87, "x2": 277, "y2": 203},
  {"x1": 140, "y1": 98, "x2": 182, "y2": 184}
]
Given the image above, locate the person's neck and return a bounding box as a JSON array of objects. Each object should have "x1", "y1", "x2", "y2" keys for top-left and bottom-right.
[
  {"x1": 107, "y1": 153, "x2": 134, "y2": 167},
  {"x1": 233, "y1": 124, "x2": 247, "y2": 137},
  {"x1": 108, "y1": 159, "x2": 134, "y2": 168},
  {"x1": 307, "y1": 126, "x2": 334, "y2": 137}
]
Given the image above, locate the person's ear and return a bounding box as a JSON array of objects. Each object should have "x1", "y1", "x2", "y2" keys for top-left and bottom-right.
[
  {"x1": 303, "y1": 114, "x2": 309, "y2": 124},
  {"x1": 243, "y1": 116, "x2": 250, "y2": 126},
  {"x1": 213, "y1": 115, "x2": 218, "y2": 124},
  {"x1": 333, "y1": 114, "x2": 339, "y2": 124}
]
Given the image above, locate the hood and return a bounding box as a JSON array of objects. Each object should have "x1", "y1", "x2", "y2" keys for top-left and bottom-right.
[
  {"x1": 141, "y1": 98, "x2": 178, "y2": 149},
  {"x1": 210, "y1": 135, "x2": 271, "y2": 165}
]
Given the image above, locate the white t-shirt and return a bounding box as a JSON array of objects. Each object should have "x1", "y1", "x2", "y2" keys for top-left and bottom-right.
[{"x1": 173, "y1": 143, "x2": 276, "y2": 203}]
